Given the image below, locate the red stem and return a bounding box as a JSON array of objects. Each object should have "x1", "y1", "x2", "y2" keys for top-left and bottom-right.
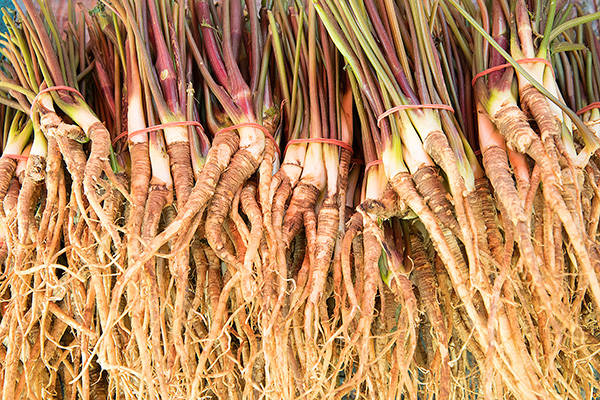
[
  {"x1": 147, "y1": 0, "x2": 180, "y2": 113},
  {"x1": 195, "y1": 0, "x2": 229, "y2": 89},
  {"x1": 364, "y1": 0, "x2": 418, "y2": 103},
  {"x1": 221, "y1": 0, "x2": 255, "y2": 119}
]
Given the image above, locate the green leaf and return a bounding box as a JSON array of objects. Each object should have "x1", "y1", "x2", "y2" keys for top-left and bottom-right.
[
  {"x1": 549, "y1": 12, "x2": 600, "y2": 43},
  {"x1": 552, "y1": 42, "x2": 586, "y2": 54},
  {"x1": 443, "y1": 0, "x2": 600, "y2": 157},
  {"x1": 378, "y1": 247, "x2": 390, "y2": 286}
]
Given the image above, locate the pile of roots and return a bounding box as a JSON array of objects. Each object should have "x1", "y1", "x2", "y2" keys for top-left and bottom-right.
[{"x1": 0, "y1": 0, "x2": 600, "y2": 398}]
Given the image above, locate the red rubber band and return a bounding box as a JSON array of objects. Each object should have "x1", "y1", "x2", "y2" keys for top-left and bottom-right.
[
  {"x1": 471, "y1": 58, "x2": 554, "y2": 87},
  {"x1": 31, "y1": 85, "x2": 84, "y2": 111},
  {"x1": 214, "y1": 122, "x2": 269, "y2": 136},
  {"x1": 112, "y1": 131, "x2": 129, "y2": 144},
  {"x1": 365, "y1": 159, "x2": 383, "y2": 173},
  {"x1": 113, "y1": 121, "x2": 207, "y2": 144},
  {"x1": 112, "y1": 121, "x2": 204, "y2": 144},
  {"x1": 114, "y1": 121, "x2": 281, "y2": 157},
  {"x1": 577, "y1": 102, "x2": 600, "y2": 116},
  {"x1": 2, "y1": 154, "x2": 28, "y2": 161},
  {"x1": 215, "y1": 122, "x2": 280, "y2": 157},
  {"x1": 127, "y1": 120, "x2": 205, "y2": 140},
  {"x1": 283, "y1": 138, "x2": 353, "y2": 157},
  {"x1": 377, "y1": 104, "x2": 454, "y2": 127}
]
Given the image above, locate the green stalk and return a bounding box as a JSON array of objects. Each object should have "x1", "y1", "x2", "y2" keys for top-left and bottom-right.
[
  {"x1": 106, "y1": 144, "x2": 119, "y2": 174},
  {"x1": 408, "y1": 0, "x2": 450, "y2": 105},
  {"x1": 268, "y1": 11, "x2": 291, "y2": 122},
  {"x1": 326, "y1": 0, "x2": 470, "y2": 192},
  {"x1": 289, "y1": 8, "x2": 304, "y2": 126},
  {"x1": 185, "y1": 23, "x2": 245, "y2": 123},
  {"x1": 314, "y1": 2, "x2": 363, "y2": 88},
  {"x1": 307, "y1": 1, "x2": 321, "y2": 139},
  {"x1": 533, "y1": 0, "x2": 543, "y2": 34},
  {"x1": 256, "y1": 35, "x2": 273, "y2": 126},
  {"x1": 112, "y1": 12, "x2": 126, "y2": 75},
  {"x1": 187, "y1": 84, "x2": 207, "y2": 179},
  {"x1": 345, "y1": 0, "x2": 400, "y2": 95},
  {"x1": 2, "y1": 115, "x2": 32, "y2": 156},
  {"x1": 438, "y1": 0, "x2": 472, "y2": 65},
  {"x1": 4, "y1": 12, "x2": 37, "y2": 91},
  {"x1": 0, "y1": 94, "x2": 25, "y2": 112},
  {"x1": 549, "y1": 12, "x2": 600, "y2": 43},
  {"x1": 37, "y1": 0, "x2": 70, "y2": 85},
  {"x1": 405, "y1": 0, "x2": 473, "y2": 187},
  {"x1": 335, "y1": 0, "x2": 403, "y2": 103},
  {"x1": 11, "y1": 6, "x2": 57, "y2": 95},
  {"x1": 30, "y1": 120, "x2": 47, "y2": 158},
  {"x1": 537, "y1": 0, "x2": 557, "y2": 59},
  {"x1": 27, "y1": 34, "x2": 98, "y2": 137},
  {"x1": 445, "y1": 0, "x2": 600, "y2": 158},
  {"x1": 0, "y1": 83, "x2": 35, "y2": 103}
]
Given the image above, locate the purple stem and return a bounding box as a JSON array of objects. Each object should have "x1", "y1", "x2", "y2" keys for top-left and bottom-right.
[
  {"x1": 147, "y1": 0, "x2": 180, "y2": 113},
  {"x1": 364, "y1": 0, "x2": 418, "y2": 103},
  {"x1": 196, "y1": 0, "x2": 229, "y2": 90}
]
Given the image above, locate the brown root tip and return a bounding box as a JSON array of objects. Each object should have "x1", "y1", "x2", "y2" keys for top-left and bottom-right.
[
  {"x1": 282, "y1": 182, "x2": 320, "y2": 247},
  {"x1": 413, "y1": 166, "x2": 460, "y2": 235}
]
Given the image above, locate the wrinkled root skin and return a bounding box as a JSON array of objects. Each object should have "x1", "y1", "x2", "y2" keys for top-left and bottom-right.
[
  {"x1": 134, "y1": 130, "x2": 239, "y2": 268},
  {"x1": 282, "y1": 182, "x2": 321, "y2": 247},
  {"x1": 127, "y1": 141, "x2": 151, "y2": 254},
  {"x1": 493, "y1": 104, "x2": 599, "y2": 323},
  {"x1": 411, "y1": 231, "x2": 450, "y2": 400},
  {"x1": 475, "y1": 178, "x2": 504, "y2": 262},
  {"x1": 413, "y1": 166, "x2": 461, "y2": 238},
  {"x1": 167, "y1": 140, "x2": 194, "y2": 207},
  {"x1": 206, "y1": 148, "x2": 261, "y2": 301},
  {"x1": 0, "y1": 158, "x2": 17, "y2": 218},
  {"x1": 17, "y1": 156, "x2": 45, "y2": 246},
  {"x1": 519, "y1": 84, "x2": 560, "y2": 166},
  {"x1": 84, "y1": 121, "x2": 121, "y2": 246},
  {"x1": 359, "y1": 186, "x2": 408, "y2": 219}
]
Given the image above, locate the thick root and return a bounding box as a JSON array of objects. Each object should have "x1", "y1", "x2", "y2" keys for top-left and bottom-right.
[
  {"x1": 411, "y1": 230, "x2": 450, "y2": 400},
  {"x1": 127, "y1": 141, "x2": 151, "y2": 256},
  {"x1": 16, "y1": 155, "x2": 45, "y2": 246},
  {"x1": 205, "y1": 148, "x2": 261, "y2": 301},
  {"x1": 84, "y1": 121, "x2": 121, "y2": 247},
  {"x1": 135, "y1": 130, "x2": 239, "y2": 267},
  {"x1": 281, "y1": 182, "x2": 321, "y2": 248},
  {"x1": 0, "y1": 158, "x2": 17, "y2": 218},
  {"x1": 494, "y1": 104, "x2": 600, "y2": 311},
  {"x1": 475, "y1": 178, "x2": 504, "y2": 263},
  {"x1": 390, "y1": 172, "x2": 488, "y2": 343},
  {"x1": 167, "y1": 140, "x2": 194, "y2": 206},
  {"x1": 413, "y1": 165, "x2": 461, "y2": 238}
]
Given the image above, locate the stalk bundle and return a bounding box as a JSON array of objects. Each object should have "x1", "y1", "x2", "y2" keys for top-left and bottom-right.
[{"x1": 0, "y1": 0, "x2": 599, "y2": 399}]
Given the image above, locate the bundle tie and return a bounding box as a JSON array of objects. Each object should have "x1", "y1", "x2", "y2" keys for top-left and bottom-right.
[
  {"x1": 113, "y1": 131, "x2": 129, "y2": 144},
  {"x1": 31, "y1": 85, "x2": 84, "y2": 111},
  {"x1": 377, "y1": 104, "x2": 454, "y2": 127},
  {"x1": 2, "y1": 153, "x2": 29, "y2": 161},
  {"x1": 114, "y1": 121, "x2": 280, "y2": 157},
  {"x1": 365, "y1": 159, "x2": 383, "y2": 173},
  {"x1": 113, "y1": 120, "x2": 205, "y2": 144},
  {"x1": 215, "y1": 122, "x2": 280, "y2": 157},
  {"x1": 284, "y1": 137, "x2": 353, "y2": 157},
  {"x1": 576, "y1": 102, "x2": 600, "y2": 116},
  {"x1": 471, "y1": 57, "x2": 554, "y2": 87}
]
